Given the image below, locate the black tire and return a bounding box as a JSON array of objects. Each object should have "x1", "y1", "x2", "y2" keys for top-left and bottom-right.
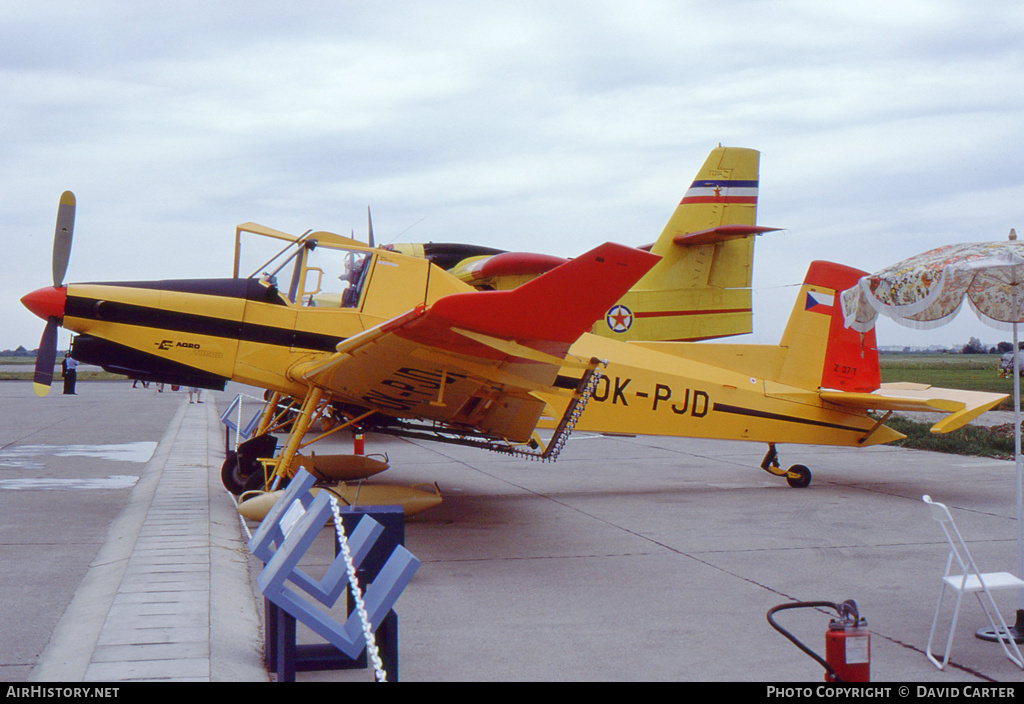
[
  {"x1": 221, "y1": 451, "x2": 247, "y2": 494},
  {"x1": 223, "y1": 434, "x2": 279, "y2": 494},
  {"x1": 786, "y1": 464, "x2": 812, "y2": 488}
]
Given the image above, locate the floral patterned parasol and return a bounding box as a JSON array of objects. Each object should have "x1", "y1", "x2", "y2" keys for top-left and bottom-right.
[
  {"x1": 840, "y1": 230, "x2": 1024, "y2": 635},
  {"x1": 840, "y1": 235, "x2": 1024, "y2": 333}
]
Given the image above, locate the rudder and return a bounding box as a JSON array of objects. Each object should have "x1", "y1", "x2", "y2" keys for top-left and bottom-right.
[{"x1": 776, "y1": 261, "x2": 880, "y2": 393}]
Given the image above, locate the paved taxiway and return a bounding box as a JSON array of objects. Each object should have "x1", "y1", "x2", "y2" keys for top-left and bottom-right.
[{"x1": 3, "y1": 379, "x2": 1024, "y2": 682}]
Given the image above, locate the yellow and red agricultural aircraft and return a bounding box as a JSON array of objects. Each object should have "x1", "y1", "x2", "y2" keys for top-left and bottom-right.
[
  {"x1": 21, "y1": 186, "x2": 1005, "y2": 515},
  {"x1": 386, "y1": 145, "x2": 777, "y2": 343}
]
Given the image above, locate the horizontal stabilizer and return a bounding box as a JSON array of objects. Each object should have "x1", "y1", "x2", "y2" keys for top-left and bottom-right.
[
  {"x1": 672, "y1": 225, "x2": 781, "y2": 247},
  {"x1": 820, "y1": 383, "x2": 1007, "y2": 434}
]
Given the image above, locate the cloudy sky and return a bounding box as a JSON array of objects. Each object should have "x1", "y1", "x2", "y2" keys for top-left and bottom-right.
[{"x1": 4, "y1": 0, "x2": 1023, "y2": 353}]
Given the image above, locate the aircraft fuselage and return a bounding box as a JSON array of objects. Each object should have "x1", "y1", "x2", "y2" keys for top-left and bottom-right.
[{"x1": 23, "y1": 254, "x2": 902, "y2": 452}]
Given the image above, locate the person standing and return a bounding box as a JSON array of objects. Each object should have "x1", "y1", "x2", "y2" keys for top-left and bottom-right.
[{"x1": 62, "y1": 353, "x2": 78, "y2": 395}]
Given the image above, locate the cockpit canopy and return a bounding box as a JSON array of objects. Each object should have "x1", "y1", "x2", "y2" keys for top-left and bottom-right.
[
  {"x1": 232, "y1": 222, "x2": 472, "y2": 320},
  {"x1": 235, "y1": 224, "x2": 377, "y2": 309}
]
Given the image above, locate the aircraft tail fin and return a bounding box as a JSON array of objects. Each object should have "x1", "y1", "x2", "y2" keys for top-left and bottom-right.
[
  {"x1": 776, "y1": 261, "x2": 881, "y2": 393},
  {"x1": 771, "y1": 260, "x2": 1008, "y2": 436},
  {"x1": 596, "y1": 146, "x2": 777, "y2": 342},
  {"x1": 649, "y1": 146, "x2": 762, "y2": 258}
]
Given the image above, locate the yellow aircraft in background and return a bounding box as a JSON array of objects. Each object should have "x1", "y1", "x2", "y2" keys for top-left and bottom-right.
[
  {"x1": 386, "y1": 146, "x2": 777, "y2": 342},
  {"x1": 21, "y1": 185, "x2": 1004, "y2": 514}
]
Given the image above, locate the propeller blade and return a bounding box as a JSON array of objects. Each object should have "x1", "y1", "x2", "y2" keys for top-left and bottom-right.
[
  {"x1": 367, "y1": 206, "x2": 374, "y2": 248},
  {"x1": 33, "y1": 317, "x2": 59, "y2": 397},
  {"x1": 52, "y1": 191, "x2": 75, "y2": 287}
]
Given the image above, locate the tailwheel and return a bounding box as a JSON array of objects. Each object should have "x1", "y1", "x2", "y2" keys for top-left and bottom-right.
[
  {"x1": 761, "y1": 444, "x2": 812, "y2": 488},
  {"x1": 785, "y1": 464, "x2": 812, "y2": 489}
]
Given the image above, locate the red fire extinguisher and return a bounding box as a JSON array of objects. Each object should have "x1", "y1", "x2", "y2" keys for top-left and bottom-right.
[
  {"x1": 767, "y1": 599, "x2": 870, "y2": 682},
  {"x1": 353, "y1": 431, "x2": 364, "y2": 455},
  {"x1": 825, "y1": 604, "x2": 870, "y2": 682}
]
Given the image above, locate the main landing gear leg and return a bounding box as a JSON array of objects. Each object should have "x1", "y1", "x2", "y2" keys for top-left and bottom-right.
[
  {"x1": 274, "y1": 386, "x2": 323, "y2": 486},
  {"x1": 760, "y1": 443, "x2": 812, "y2": 489}
]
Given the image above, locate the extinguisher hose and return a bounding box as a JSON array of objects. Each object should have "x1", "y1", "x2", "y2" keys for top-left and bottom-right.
[{"x1": 766, "y1": 600, "x2": 859, "y2": 682}]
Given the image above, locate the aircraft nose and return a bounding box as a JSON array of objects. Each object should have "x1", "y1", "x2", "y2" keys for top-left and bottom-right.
[{"x1": 21, "y1": 286, "x2": 67, "y2": 321}]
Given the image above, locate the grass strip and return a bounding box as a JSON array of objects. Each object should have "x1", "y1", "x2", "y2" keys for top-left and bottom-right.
[{"x1": 883, "y1": 415, "x2": 1017, "y2": 459}]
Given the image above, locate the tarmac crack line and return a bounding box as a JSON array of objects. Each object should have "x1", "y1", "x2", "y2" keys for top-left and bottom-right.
[
  {"x1": 602, "y1": 522, "x2": 998, "y2": 681},
  {"x1": 0, "y1": 402, "x2": 108, "y2": 453},
  {"x1": 814, "y1": 476, "x2": 1020, "y2": 524}
]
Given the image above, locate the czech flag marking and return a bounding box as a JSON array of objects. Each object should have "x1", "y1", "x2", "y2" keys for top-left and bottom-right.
[{"x1": 805, "y1": 291, "x2": 834, "y2": 314}]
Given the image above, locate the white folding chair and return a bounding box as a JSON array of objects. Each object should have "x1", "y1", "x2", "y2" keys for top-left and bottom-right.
[{"x1": 923, "y1": 495, "x2": 1024, "y2": 670}]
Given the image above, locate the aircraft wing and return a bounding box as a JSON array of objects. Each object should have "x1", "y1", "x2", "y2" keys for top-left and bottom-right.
[
  {"x1": 292, "y1": 242, "x2": 660, "y2": 442},
  {"x1": 819, "y1": 382, "x2": 1007, "y2": 434}
]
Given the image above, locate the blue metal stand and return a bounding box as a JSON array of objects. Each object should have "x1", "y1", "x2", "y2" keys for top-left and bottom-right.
[
  {"x1": 265, "y1": 602, "x2": 399, "y2": 681},
  {"x1": 263, "y1": 505, "x2": 406, "y2": 682},
  {"x1": 247, "y1": 470, "x2": 418, "y2": 682}
]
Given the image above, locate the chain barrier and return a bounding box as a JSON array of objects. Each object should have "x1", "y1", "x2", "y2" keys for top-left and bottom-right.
[{"x1": 328, "y1": 495, "x2": 387, "y2": 682}]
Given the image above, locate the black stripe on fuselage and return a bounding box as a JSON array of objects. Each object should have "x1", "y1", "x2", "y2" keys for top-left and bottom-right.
[
  {"x1": 555, "y1": 376, "x2": 865, "y2": 434},
  {"x1": 65, "y1": 279, "x2": 340, "y2": 352},
  {"x1": 712, "y1": 403, "x2": 865, "y2": 434},
  {"x1": 84, "y1": 277, "x2": 289, "y2": 304}
]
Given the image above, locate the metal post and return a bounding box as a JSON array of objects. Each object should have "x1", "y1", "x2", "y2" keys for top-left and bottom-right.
[
  {"x1": 978, "y1": 303, "x2": 1024, "y2": 644},
  {"x1": 1011, "y1": 234, "x2": 1023, "y2": 621}
]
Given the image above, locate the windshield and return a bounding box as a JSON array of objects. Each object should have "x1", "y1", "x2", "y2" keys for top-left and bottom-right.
[
  {"x1": 240, "y1": 228, "x2": 374, "y2": 308},
  {"x1": 299, "y1": 245, "x2": 372, "y2": 308}
]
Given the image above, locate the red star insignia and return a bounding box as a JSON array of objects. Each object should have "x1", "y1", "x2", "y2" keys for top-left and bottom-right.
[{"x1": 607, "y1": 305, "x2": 633, "y2": 332}]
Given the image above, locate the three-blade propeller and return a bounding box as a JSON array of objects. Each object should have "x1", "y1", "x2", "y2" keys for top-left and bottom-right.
[{"x1": 31, "y1": 191, "x2": 75, "y2": 397}]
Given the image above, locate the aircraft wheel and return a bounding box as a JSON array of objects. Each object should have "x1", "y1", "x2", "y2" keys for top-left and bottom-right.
[
  {"x1": 786, "y1": 464, "x2": 811, "y2": 488},
  {"x1": 221, "y1": 451, "x2": 246, "y2": 494}
]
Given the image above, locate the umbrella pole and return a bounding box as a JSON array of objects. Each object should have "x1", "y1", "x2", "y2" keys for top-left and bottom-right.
[
  {"x1": 978, "y1": 321, "x2": 1024, "y2": 644},
  {"x1": 1017, "y1": 321, "x2": 1023, "y2": 625}
]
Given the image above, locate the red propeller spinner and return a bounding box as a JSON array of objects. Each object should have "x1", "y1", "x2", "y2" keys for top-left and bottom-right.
[{"x1": 21, "y1": 286, "x2": 66, "y2": 322}]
